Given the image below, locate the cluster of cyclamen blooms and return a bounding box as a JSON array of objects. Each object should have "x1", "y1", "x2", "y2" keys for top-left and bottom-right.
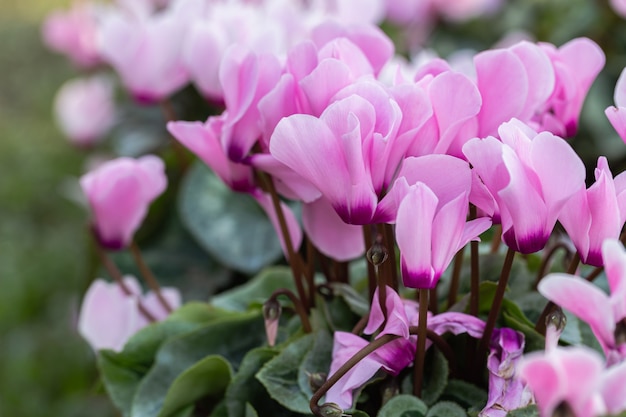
[{"x1": 44, "y1": 1, "x2": 626, "y2": 417}]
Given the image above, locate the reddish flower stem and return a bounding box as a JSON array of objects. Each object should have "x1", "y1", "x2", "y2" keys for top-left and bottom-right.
[
  {"x1": 130, "y1": 241, "x2": 173, "y2": 313},
  {"x1": 309, "y1": 334, "x2": 400, "y2": 416},
  {"x1": 414, "y1": 288, "x2": 429, "y2": 397},
  {"x1": 477, "y1": 247, "x2": 516, "y2": 363},
  {"x1": 447, "y1": 246, "x2": 465, "y2": 309},
  {"x1": 267, "y1": 288, "x2": 312, "y2": 333}
]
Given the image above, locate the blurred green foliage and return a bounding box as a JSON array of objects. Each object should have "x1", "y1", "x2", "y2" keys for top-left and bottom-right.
[
  {"x1": 4, "y1": 0, "x2": 626, "y2": 416},
  {"x1": 0, "y1": 1, "x2": 115, "y2": 416}
]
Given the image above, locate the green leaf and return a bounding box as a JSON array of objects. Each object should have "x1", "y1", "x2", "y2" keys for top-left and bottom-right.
[
  {"x1": 131, "y1": 312, "x2": 266, "y2": 417},
  {"x1": 226, "y1": 347, "x2": 297, "y2": 417},
  {"x1": 97, "y1": 350, "x2": 145, "y2": 417},
  {"x1": 378, "y1": 395, "x2": 428, "y2": 417},
  {"x1": 158, "y1": 355, "x2": 232, "y2": 417},
  {"x1": 178, "y1": 161, "x2": 292, "y2": 274},
  {"x1": 440, "y1": 380, "x2": 487, "y2": 412},
  {"x1": 330, "y1": 283, "x2": 370, "y2": 316},
  {"x1": 401, "y1": 349, "x2": 449, "y2": 407},
  {"x1": 212, "y1": 266, "x2": 295, "y2": 311},
  {"x1": 506, "y1": 405, "x2": 539, "y2": 417},
  {"x1": 208, "y1": 401, "x2": 228, "y2": 417},
  {"x1": 245, "y1": 403, "x2": 259, "y2": 417},
  {"x1": 257, "y1": 332, "x2": 332, "y2": 414},
  {"x1": 426, "y1": 401, "x2": 467, "y2": 417}
]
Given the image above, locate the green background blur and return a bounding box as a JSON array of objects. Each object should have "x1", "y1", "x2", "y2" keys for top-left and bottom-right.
[
  {"x1": 0, "y1": 1, "x2": 115, "y2": 416},
  {"x1": 2, "y1": 0, "x2": 626, "y2": 416}
]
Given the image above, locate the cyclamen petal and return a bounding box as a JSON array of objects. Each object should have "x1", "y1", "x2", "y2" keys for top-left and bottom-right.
[{"x1": 80, "y1": 155, "x2": 167, "y2": 250}]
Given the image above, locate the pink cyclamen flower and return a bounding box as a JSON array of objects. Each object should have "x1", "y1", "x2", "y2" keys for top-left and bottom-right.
[
  {"x1": 78, "y1": 276, "x2": 181, "y2": 352},
  {"x1": 97, "y1": 2, "x2": 191, "y2": 103},
  {"x1": 538, "y1": 239, "x2": 626, "y2": 365},
  {"x1": 463, "y1": 119, "x2": 585, "y2": 253},
  {"x1": 605, "y1": 67, "x2": 626, "y2": 144},
  {"x1": 41, "y1": 2, "x2": 103, "y2": 68},
  {"x1": 53, "y1": 75, "x2": 116, "y2": 147},
  {"x1": 80, "y1": 155, "x2": 167, "y2": 250},
  {"x1": 537, "y1": 38, "x2": 604, "y2": 137},
  {"x1": 395, "y1": 181, "x2": 491, "y2": 289},
  {"x1": 610, "y1": 0, "x2": 626, "y2": 18},
  {"x1": 558, "y1": 157, "x2": 626, "y2": 266},
  {"x1": 270, "y1": 80, "x2": 403, "y2": 225},
  {"x1": 518, "y1": 346, "x2": 626, "y2": 417}
]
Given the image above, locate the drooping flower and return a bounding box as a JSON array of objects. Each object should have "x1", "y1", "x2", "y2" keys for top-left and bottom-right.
[
  {"x1": 463, "y1": 119, "x2": 585, "y2": 253},
  {"x1": 53, "y1": 75, "x2": 116, "y2": 147},
  {"x1": 80, "y1": 155, "x2": 167, "y2": 250},
  {"x1": 326, "y1": 286, "x2": 488, "y2": 409},
  {"x1": 78, "y1": 276, "x2": 181, "y2": 352},
  {"x1": 558, "y1": 157, "x2": 626, "y2": 266},
  {"x1": 41, "y1": 1, "x2": 104, "y2": 68},
  {"x1": 538, "y1": 239, "x2": 626, "y2": 365}
]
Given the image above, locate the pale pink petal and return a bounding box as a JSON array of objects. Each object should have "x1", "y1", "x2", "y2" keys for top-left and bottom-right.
[
  {"x1": 602, "y1": 239, "x2": 626, "y2": 321},
  {"x1": 248, "y1": 154, "x2": 321, "y2": 203},
  {"x1": 474, "y1": 48, "x2": 528, "y2": 137},
  {"x1": 396, "y1": 184, "x2": 437, "y2": 288},
  {"x1": 538, "y1": 273, "x2": 615, "y2": 351},
  {"x1": 605, "y1": 106, "x2": 626, "y2": 144},
  {"x1": 531, "y1": 132, "x2": 586, "y2": 226},
  {"x1": 302, "y1": 197, "x2": 364, "y2": 262},
  {"x1": 558, "y1": 187, "x2": 592, "y2": 263},
  {"x1": 300, "y1": 59, "x2": 354, "y2": 116},
  {"x1": 600, "y1": 360, "x2": 626, "y2": 413},
  {"x1": 614, "y1": 67, "x2": 626, "y2": 107},
  {"x1": 182, "y1": 23, "x2": 225, "y2": 100},
  {"x1": 431, "y1": 192, "x2": 470, "y2": 276},
  {"x1": 77, "y1": 279, "x2": 140, "y2": 352},
  {"x1": 517, "y1": 354, "x2": 563, "y2": 417}
]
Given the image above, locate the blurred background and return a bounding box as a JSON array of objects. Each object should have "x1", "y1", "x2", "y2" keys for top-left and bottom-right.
[
  {"x1": 3, "y1": 0, "x2": 626, "y2": 416},
  {"x1": 0, "y1": 1, "x2": 116, "y2": 416}
]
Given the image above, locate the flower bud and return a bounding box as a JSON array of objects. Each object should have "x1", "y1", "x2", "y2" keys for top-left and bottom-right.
[
  {"x1": 307, "y1": 371, "x2": 327, "y2": 393},
  {"x1": 545, "y1": 306, "x2": 567, "y2": 351},
  {"x1": 367, "y1": 241, "x2": 388, "y2": 266},
  {"x1": 263, "y1": 299, "x2": 282, "y2": 347},
  {"x1": 318, "y1": 402, "x2": 345, "y2": 417}
]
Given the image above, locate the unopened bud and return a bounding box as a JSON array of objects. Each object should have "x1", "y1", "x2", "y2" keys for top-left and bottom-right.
[
  {"x1": 546, "y1": 307, "x2": 567, "y2": 332},
  {"x1": 307, "y1": 371, "x2": 327, "y2": 392},
  {"x1": 318, "y1": 402, "x2": 345, "y2": 417},
  {"x1": 367, "y1": 242, "x2": 388, "y2": 266},
  {"x1": 263, "y1": 299, "x2": 282, "y2": 347}
]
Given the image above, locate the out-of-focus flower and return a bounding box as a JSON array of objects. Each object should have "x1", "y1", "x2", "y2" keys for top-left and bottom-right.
[
  {"x1": 463, "y1": 119, "x2": 585, "y2": 253},
  {"x1": 41, "y1": 2, "x2": 104, "y2": 68},
  {"x1": 605, "y1": 67, "x2": 626, "y2": 144},
  {"x1": 97, "y1": 1, "x2": 192, "y2": 103},
  {"x1": 80, "y1": 155, "x2": 167, "y2": 250},
  {"x1": 610, "y1": 0, "x2": 626, "y2": 19},
  {"x1": 78, "y1": 276, "x2": 181, "y2": 352},
  {"x1": 518, "y1": 345, "x2": 626, "y2": 417},
  {"x1": 538, "y1": 239, "x2": 626, "y2": 365},
  {"x1": 558, "y1": 157, "x2": 626, "y2": 267},
  {"x1": 53, "y1": 75, "x2": 116, "y2": 147}
]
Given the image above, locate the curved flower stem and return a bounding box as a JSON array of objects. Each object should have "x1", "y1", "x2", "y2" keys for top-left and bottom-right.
[
  {"x1": 130, "y1": 241, "x2": 173, "y2": 313},
  {"x1": 409, "y1": 326, "x2": 458, "y2": 377},
  {"x1": 310, "y1": 334, "x2": 400, "y2": 416},
  {"x1": 535, "y1": 252, "x2": 580, "y2": 335},
  {"x1": 477, "y1": 247, "x2": 516, "y2": 363},
  {"x1": 447, "y1": 246, "x2": 465, "y2": 309},
  {"x1": 267, "y1": 288, "x2": 312, "y2": 333},
  {"x1": 257, "y1": 171, "x2": 309, "y2": 311},
  {"x1": 414, "y1": 289, "x2": 429, "y2": 397},
  {"x1": 94, "y1": 242, "x2": 157, "y2": 322},
  {"x1": 533, "y1": 242, "x2": 572, "y2": 290},
  {"x1": 351, "y1": 314, "x2": 369, "y2": 335}
]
